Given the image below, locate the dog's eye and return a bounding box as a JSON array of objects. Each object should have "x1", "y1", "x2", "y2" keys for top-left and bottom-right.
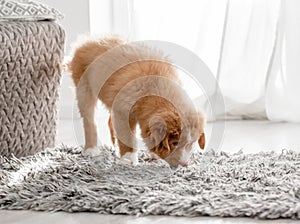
[{"x1": 171, "y1": 141, "x2": 178, "y2": 147}]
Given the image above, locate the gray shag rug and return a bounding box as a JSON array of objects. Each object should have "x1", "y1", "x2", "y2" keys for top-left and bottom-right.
[{"x1": 0, "y1": 145, "x2": 299, "y2": 220}]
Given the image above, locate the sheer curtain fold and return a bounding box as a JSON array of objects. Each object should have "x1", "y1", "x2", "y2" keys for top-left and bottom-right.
[
  {"x1": 266, "y1": 0, "x2": 300, "y2": 122},
  {"x1": 110, "y1": 0, "x2": 300, "y2": 122}
]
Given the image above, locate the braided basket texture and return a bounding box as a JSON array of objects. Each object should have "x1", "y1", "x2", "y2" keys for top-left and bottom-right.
[{"x1": 0, "y1": 21, "x2": 65, "y2": 157}]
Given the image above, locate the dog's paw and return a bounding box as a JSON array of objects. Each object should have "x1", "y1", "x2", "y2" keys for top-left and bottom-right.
[
  {"x1": 82, "y1": 147, "x2": 101, "y2": 157},
  {"x1": 120, "y1": 152, "x2": 139, "y2": 166}
]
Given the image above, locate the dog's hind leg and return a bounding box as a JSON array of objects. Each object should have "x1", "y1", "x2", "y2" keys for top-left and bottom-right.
[{"x1": 76, "y1": 78, "x2": 100, "y2": 157}]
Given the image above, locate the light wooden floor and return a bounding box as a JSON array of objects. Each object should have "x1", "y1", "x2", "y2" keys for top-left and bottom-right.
[{"x1": 1, "y1": 119, "x2": 300, "y2": 224}]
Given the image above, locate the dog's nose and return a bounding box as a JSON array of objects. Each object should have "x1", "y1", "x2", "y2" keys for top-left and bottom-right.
[{"x1": 180, "y1": 161, "x2": 189, "y2": 167}]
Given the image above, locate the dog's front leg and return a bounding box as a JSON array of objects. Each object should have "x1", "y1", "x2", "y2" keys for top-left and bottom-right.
[
  {"x1": 113, "y1": 112, "x2": 138, "y2": 166},
  {"x1": 118, "y1": 140, "x2": 138, "y2": 166}
]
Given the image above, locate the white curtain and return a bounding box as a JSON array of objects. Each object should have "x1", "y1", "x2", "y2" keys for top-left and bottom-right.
[
  {"x1": 106, "y1": 0, "x2": 300, "y2": 122},
  {"x1": 265, "y1": 0, "x2": 300, "y2": 122}
]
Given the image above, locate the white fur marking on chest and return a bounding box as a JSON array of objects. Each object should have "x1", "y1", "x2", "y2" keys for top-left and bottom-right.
[
  {"x1": 186, "y1": 131, "x2": 192, "y2": 142},
  {"x1": 179, "y1": 131, "x2": 193, "y2": 163}
]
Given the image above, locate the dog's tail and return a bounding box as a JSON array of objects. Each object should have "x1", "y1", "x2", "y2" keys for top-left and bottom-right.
[{"x1": 68, "y1": 36, "x2": 125, "y2": 86}]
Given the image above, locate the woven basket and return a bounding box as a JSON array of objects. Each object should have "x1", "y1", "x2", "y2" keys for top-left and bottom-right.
[{"x1": 0, "y1": 21, "x2": 65, "y2": 157}]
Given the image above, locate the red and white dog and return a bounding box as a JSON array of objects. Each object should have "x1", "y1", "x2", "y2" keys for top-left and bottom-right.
[{"x1": 69, "y1": 37, "x2": 205, "y2": 166}]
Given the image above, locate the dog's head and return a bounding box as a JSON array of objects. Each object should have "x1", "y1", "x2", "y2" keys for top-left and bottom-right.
[{"x1": 148, "y1": 111, "x2": 205, "y2": 167}]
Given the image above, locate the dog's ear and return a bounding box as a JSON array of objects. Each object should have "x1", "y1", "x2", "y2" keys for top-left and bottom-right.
[
  {"x1": 198, "y1": 133, "x2": 205, "y2": 149},
  {"x1": 149, "y1": 117, "x2": 167, "y2": 146}
]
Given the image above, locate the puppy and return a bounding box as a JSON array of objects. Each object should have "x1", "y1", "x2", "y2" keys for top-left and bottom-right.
[{"x1": 69, "y1": 37, "x2": 205, "y2": 167}]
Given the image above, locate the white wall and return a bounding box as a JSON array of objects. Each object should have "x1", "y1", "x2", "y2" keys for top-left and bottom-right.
[
  {"x1": 89, "y1": 0, "x2": 113, "y2": 35},
  {"x1": 38, "y1": 0, "x2": 115, "y2": 119},
  {"x1": 39, "y1": 0, "x2": 91, "y2": 54},
  {"x1": 38, "y1": 0, "x2": 91, "y2": 119}
]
